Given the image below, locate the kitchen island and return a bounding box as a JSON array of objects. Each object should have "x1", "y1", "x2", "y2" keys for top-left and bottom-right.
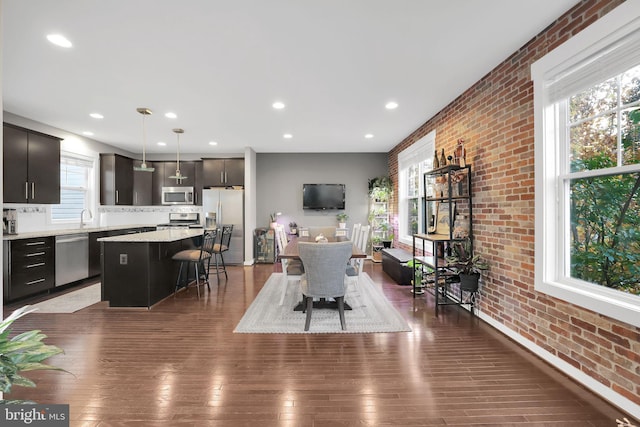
[{"x1": 99, "y1": 228, "x2": 203, "y2": 308}]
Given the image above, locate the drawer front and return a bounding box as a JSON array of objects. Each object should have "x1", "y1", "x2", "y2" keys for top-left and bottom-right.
[
  {"x1": 11, "y1": 237, "x2": 54, "y2": 252},
  {"x1": 9, "y1": 269, "x2": 55, "y2": 299},
  {"x1": 11, "y1": 249, "x2": 54, "y2": 272}
]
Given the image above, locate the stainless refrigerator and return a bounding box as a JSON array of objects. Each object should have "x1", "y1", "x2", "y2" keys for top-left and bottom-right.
[{"x1": 202, "y1": 189, "x2": 244, "y2": 264}]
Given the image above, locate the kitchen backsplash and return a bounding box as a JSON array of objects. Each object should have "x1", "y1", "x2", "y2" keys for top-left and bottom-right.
[{"x1": 4, "y1": 204, "x2": 204, "y2": 234}]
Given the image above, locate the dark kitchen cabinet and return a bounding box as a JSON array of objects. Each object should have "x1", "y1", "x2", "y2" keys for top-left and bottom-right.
[
  {"x1": 162, "y1": 161, "x2": 196, "y2": 187},
  {"x1": 133, "y1": 160, "x2": 153, "y2": 206},
  {"x1": 3, "y1": 123, "x2": 61, "y2": 204},
  {"x1": 194, "y1": 161, "x2": 203, "y2": 205},
  {"x1": 202, "y1": 158, "x2": 244, "y2": 187},
  {"x1": 151, "y1": 161, "x2": 202, "y2": 205},
  {"x1": 3, "y1": 237, "x2": 55, "y2": 302},
  {"x1": 100, "y1": 153, "x2": 133, "y2": 205}
]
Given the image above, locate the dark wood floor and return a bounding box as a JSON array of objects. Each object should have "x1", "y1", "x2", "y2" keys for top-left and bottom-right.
[{"x1": 4, "y1": 262, "x2": 636, "y2": 426}]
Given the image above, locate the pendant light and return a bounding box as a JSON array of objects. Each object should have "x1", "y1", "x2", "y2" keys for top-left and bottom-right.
[
  {"x1": 169, "y1": 128, "x2": 187, "y2": 181},
  {"x1": 133, "y1": 107, "x2": 155, "y2": 172}
]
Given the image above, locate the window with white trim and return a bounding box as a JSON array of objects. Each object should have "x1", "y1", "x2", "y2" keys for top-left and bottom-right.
[
  {"x1": 51, "y1": 153, "x2": 94, "y2": 222},
  {"x1": 398, "y1": 131, "x2": 435, "y2": 246},
  {"x1": 532, "y1": 2, "x2": 640, "y2": 327}
]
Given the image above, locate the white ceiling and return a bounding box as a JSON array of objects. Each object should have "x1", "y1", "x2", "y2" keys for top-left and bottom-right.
[{"x1": 2, "y1": 0, "x2": 578, "y2": 155}]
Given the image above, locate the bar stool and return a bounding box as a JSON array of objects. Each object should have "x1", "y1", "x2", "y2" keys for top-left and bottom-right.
[
  {"x1": 173, "y1": 228, "x2": 217, "y2": 298},
  {"x1": 212, "y1": 224, "x2": 233, "y2": 280}
]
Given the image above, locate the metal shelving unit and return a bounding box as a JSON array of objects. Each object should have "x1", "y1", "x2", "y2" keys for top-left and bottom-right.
[{"x1": 411, "y1": 164, "x2": 475, "y2": 315}]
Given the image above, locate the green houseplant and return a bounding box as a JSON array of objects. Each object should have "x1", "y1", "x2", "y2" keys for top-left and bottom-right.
[
  {"x1": 445, "y1": 238, "x2": 489, "y2": 292},
  {"x1": 0, "y1": 306, "x2": 68, "y2": 404},
  {"x1": 336, "y1": 213, "x2": 349, "y2": 228}
]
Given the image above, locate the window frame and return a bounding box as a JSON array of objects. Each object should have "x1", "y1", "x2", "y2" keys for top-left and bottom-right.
[
  {"x1": 50, "y1": 151, "x2": 95, "y2": 225},
  {"x1": 532, "y1": 2, "x2": 640, "y2": 328},
  {"x1": 397, "y1": 131, "x2": 435, "y2": 247}
]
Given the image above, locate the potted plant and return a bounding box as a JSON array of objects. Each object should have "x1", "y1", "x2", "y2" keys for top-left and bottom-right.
[
  {"x1": 379, "y1": 221, "x2": 393, "y2": 248},
  {"x1": 370, "y1": 236, "x2": 384, "y2": 262},
  {"x1": 368, "y1": 175, "x2": 393, "y2": 201},
  {"x1": 445, "y1": 238, "x2": 489, "y2": 292},
  {"x1": 336, "y1": 213, "x2": 349, "y2": 228},
  {"x1": 0, "y1": 306, "x2": 69, "y2": 404}
]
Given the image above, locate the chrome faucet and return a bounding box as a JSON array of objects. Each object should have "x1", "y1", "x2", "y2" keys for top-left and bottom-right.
[{"x1": 80, "y1": 209, "x2": 93, "y2": 228}]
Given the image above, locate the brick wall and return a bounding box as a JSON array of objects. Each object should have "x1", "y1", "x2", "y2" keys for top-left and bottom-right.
[{"x1": 388, "y1": 0, "x2": 640, "y2": 408}]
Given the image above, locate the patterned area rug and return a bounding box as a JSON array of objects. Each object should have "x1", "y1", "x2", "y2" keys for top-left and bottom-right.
[
  {"x1": 234, "y1": 273, "x2": 411, "y2": 334},
  {"x1": 29, "y1": 284, "x2": 102, "y2": 313}
]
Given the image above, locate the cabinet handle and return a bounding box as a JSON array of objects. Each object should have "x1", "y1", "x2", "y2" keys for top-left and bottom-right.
[
  {"x1": 25, "y1": 182, "x2": 29, "y2": 200},
  {"x1": 31, "y1": 182, "x2": 35, "y2": 199},
  {"x1": 116, "y1": 190, "x2": 119, "y2": 204},
  {"x1": 220, "y1": 171, "x2": 224, "y2": 182},
  {"x1": 26, "y1": 251, "x2": 46, "y2": 257},
  {"x1": 26, "y1": 278, "x2": 46, "y2": 286},
  {"x1": 134, "y1": 192, "x2": 138, "y2": 204},
  {"x1": 26, "y1": 262, "x2": 46, "y2": 268},
  {"x1": 225, "y1": 172, "x2": 228, "y2": 183},
  {"x1": 26, "y1": 241, "x2": 46, "y2": 246}
]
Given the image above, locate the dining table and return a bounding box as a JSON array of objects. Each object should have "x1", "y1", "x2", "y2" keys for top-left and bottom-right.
[
  {"x1": 278, "y1": 235, "x2": 367, "y2": 260},
  {"x1": 277, "y1": 235, "x2": 366, "y2": 311}
]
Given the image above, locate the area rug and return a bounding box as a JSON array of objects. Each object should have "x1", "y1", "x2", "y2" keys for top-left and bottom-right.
[
  {"x1": 29, "y1": 284, "x2": 102, "y2": 313},
  {"x1": 234, "y1": 273, "x2": 411, "y2": 334}
]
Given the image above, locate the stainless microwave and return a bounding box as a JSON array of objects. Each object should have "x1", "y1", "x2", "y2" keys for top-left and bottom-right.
[{"x1": 161, "y1": 186, "x2": 194, "y2": 205}]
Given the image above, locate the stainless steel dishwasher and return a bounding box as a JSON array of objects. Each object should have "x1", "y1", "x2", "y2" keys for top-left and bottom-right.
[{"x1": 55, "y1": 233, "x2": 89, "y2": 286}]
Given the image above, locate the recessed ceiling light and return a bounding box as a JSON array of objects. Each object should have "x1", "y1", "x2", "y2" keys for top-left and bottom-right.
[
  {"x1": 365, "y1": 133, "x2": 374, "y2": 139},
  {"x1": 89, "y1": 113, "x2": 104, "y2": 119},
  {"x1": 272, "y1": 101, "x2": 285, "y2": 110},
  {"x1": 46, "y1": 34, "x2": 72, "y2": 48},
  {"x1": 385, "y1": 101, "x2": 398, "y2": 110},
  {"x1": 82, "y1": 131, "x2": 94, "y2": 136},
  {"x1": 157, "y1": 141, "x2": 166, "y2": 146},
  {"x1": 283, "y1": 133, "x2": 293, "y2": 139},
  {"x1": 209, "y1": 141, "x2": 218, "y2": 146},
  {"x1": 165, "y1": 112, "x2": 177, "y2": 119}
]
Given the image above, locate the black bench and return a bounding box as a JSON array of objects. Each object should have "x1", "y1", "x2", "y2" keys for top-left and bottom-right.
[{"x1": 382, "y1": 248, "x2": 414, "y2": 285}]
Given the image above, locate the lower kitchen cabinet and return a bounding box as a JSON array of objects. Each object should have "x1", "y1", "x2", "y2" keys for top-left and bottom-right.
[
  {"x1": 3, "y1": 237, "x2": 55, "y2": 302},
  {"x1": 89, "y1": 227, "x2": 156, "y2": 277}
]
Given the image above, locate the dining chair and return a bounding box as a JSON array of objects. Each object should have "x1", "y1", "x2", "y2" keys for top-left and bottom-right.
[
  {"x1": 172, "y1": 228, "x2": 218, "y2": 299},
  {"x1": 274, "y1": 225, "x2": 304, "y2": 305},
  {"x1": 350, "y1": 223, "x2": 362, "y2": 241},
  {"x1": 346, "y1": 224, "x2": 370, "y2": 285},
  {"x1": 212, "y1": 224, "x2": 233, "y2": 280},
  {"x1": 298, "y1": 241, "x2": 353, "y2": 331}
]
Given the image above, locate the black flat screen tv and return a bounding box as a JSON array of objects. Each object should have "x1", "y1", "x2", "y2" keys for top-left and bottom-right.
[{"x1": 302, "y1": 183, "x2": 345, "y2": 210}]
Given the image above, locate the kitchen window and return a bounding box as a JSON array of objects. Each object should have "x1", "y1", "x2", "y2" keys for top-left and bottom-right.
[
  {"x1": 51, "y1": 153, "x2": 95, "y2": 222},
  {"x1": 397, "y1": 130, "x2": 435, "y2": 246},
  {"x1": 532, "y1": 1, "x2": 640, "y2": 327}
]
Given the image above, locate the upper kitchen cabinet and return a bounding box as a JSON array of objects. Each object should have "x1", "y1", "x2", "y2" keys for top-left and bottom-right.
[
  {"x1": 151, "y1": 161, "x2": 202, "y2": 205},
  {"x1": 162, "y1": 161, "x2": 196, "y2": 187},
  {"x1": 3, "y1": 123, "x2": 61, "y2": 204},
  {"x1": 100, "y1": 153, "x2": 133, "y2": 205},
  {"x1": 133, "y1": 160, "x2": 153, "y2": 206},
  {"x1": 202, "y1": 158, "x2": 244, "y2": 187}
]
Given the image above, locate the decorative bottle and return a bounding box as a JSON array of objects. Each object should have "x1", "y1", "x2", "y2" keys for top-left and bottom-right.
[
  {"x1": 433, "y1": 150, "x2": 440, "y2": 169},
  {"x1": 440, "y1": 149, "x2": 446, "y2": 167}
]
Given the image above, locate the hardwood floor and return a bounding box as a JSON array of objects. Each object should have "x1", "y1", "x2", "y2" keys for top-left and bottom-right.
[{"x1": 4, "y1": 262, "x2": 636, "y2": 426}]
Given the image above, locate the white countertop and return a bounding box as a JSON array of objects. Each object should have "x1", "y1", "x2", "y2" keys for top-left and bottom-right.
[
  {"x1": 98, "y1": 228, "x2": 204, "y2": 243},
  {"x1": 2, "y1": 224, "x2": 155, "y2": 241}
]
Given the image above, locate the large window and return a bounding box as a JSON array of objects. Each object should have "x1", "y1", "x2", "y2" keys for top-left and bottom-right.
[
  {"x1": 398, "y1": 131, "x2": 435, "y2": 246},
  {"x1": 532, "y1": 2, "x2": 640, "y2": 327},
  {"x1": 51, "y1": 153, "x2": 94, "y2": 222}
]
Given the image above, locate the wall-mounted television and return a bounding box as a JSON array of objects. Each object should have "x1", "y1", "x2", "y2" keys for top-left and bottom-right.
[{"x1": 302, "y1": 183, "x2": 345, "y2": 210}]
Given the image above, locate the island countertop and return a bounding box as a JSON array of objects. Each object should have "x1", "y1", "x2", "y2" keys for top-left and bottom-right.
[
  {"x1": 98, "y1": 228, "x2": 203, "y2": 243},
  {"x1": 3, "y1": 224, "x2": 156, "y2": 241}
]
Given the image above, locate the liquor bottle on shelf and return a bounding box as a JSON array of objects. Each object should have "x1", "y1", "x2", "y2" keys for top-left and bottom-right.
[
  {"x1": 433, "y1": 150, "x2": 440, "y2": 169},
  {"x1": 439, "y1": 149, "x2": 446, "y2": 167}
]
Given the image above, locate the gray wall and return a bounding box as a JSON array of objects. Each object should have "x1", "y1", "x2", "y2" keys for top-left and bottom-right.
[{"x1": 256, "y1": 153, "x2": 388, "y2": 232}]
